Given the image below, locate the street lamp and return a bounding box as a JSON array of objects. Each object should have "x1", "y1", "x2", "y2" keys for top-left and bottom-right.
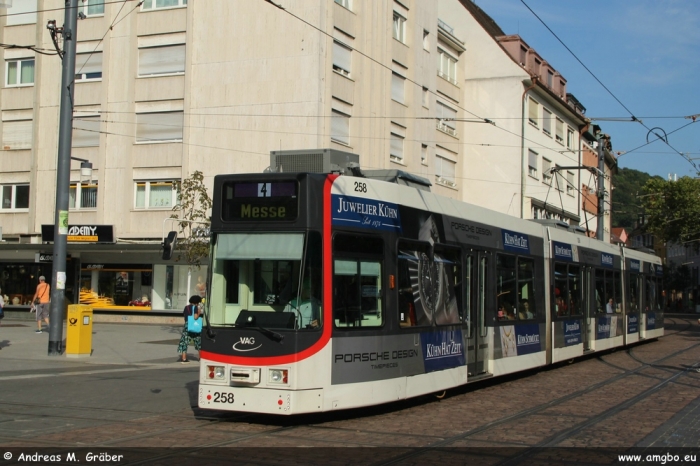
[{"x1": 71, "y1": 156, "x2": 93, "y2": 184}]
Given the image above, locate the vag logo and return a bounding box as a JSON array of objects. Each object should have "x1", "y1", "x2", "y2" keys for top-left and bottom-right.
[{"x1": 232, "y1": 336, "x2": 262, "y2": 352}]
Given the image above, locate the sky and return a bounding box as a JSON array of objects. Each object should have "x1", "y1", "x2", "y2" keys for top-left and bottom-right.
[{"x1": 476, "y1": 0, "x2": 700, "y2": 179}]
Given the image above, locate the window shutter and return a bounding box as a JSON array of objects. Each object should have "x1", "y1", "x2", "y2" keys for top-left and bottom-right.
[
  {"x1": 138, "y1": 45, "x2": 185, "y2": 76},
  {"x1": 136, "y1": 112, "x2": 184, "y2": 142},
  {"x1": 73, "y1": 116, "x2": 100, "y2": 147},
  {"x1": 2, "y1": 120, "x2": 33, "y2": 150},
  {"x1": 332, "y1": 41, "x2": 351, "y2": 74}
]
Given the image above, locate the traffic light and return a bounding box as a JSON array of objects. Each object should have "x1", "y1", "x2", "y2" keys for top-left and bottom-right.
[{"x1": 162, "y1": 231, "x2": 177, "y2": 260}]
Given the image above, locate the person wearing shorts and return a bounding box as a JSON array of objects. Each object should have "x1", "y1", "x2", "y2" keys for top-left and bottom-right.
[{"x1": 32, "y1": 276, "x2": 50, "y2": 334}]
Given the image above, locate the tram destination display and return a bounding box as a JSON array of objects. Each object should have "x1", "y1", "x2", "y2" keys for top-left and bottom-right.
[{"x1": 222, "y1": 181, "x2": 298, "y2": 221}]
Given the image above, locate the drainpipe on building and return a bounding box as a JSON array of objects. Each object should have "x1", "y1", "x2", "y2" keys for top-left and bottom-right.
[{"x1": 520, "y1": 76, "x2": 538, "y2": 218}]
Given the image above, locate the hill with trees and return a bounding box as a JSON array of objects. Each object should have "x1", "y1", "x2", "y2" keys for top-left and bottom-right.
[{"x1": 611, "y1": 167, "x2": 663, "y2": 229}]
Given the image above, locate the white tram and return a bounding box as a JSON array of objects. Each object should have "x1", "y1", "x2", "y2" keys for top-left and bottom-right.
[{"x1": 194, "y1": 162, "x2": 663, "y2": 415}]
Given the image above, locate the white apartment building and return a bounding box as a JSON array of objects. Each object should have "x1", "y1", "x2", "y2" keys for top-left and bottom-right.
[{"x1": 0, "y1": 0, "x2": 609, "y2": 313}]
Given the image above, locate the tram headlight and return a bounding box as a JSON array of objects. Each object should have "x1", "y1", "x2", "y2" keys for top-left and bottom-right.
[
  {"x1": 268, "y1": 368, "x2": 289, "y2": 385},
  {"x1": 207, "y1": 365, "x2": 226, "y2": 380}
]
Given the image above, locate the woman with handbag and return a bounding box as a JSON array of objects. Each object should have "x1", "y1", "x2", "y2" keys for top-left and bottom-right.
[
  {"x1": 32, "y1": 276, "x2": 50, "y2": 334},
  {"x1": 177, "y1": 295, "x2": 202, "y2": 364}
]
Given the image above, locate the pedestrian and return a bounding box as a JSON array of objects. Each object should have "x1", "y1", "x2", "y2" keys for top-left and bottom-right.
[
  {"x1": 178, "y1": 295, "x2": 202, "y2": 364},
  {"x1": 32, "y1": 276, "x2": 50, "y2": 333}
]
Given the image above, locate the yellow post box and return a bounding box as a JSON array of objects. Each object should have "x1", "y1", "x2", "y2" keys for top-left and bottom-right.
[{"x1": 66, "y1": 304, "x2": 93, "y2": 357}]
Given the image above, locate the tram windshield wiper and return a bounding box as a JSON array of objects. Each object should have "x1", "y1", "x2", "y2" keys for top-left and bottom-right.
[{"x1": 252, "y1": 325, "x2": 284, "y2": 343}]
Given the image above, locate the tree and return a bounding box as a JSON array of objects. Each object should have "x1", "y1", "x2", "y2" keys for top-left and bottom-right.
[
  {"x1": 640, "y1": 176, "x2": 700, "y2": 246},
  {"x1": 170, "y1": 171, "x2": 212, "y2": 268},
  {"x1": 610, "y1": 167, "x2": 662, "y2": 228}
]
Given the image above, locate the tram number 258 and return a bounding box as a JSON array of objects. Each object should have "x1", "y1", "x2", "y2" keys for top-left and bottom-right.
[
  {"x1": 354, "y1": 182, "x2": 367, "y2": 193},
  {"x1": 212, "y1": 392, "x2": 235, "y2": 404}
]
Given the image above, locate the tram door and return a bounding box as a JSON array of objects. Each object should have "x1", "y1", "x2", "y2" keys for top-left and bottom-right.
[
  {"x1": 466, "y1": 251, "x2": 490, "y2": 376},
  {"x1": 581, "y1": 266, "x2": 592, "y2": 351}
]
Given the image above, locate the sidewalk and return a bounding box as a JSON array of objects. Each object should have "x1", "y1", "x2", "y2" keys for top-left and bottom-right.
[{"x1": 0, "y1": 317, "x2": 187, "y2": 370}]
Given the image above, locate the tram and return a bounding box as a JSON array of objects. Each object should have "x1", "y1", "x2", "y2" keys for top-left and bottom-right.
[{"x1": 194, "y1": 155, "x2": 663, "y2": 415}]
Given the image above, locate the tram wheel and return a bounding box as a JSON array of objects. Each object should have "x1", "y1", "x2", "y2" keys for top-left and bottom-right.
[{"x1": 434, "y1": 390, "x2": 447, "y2": 399}]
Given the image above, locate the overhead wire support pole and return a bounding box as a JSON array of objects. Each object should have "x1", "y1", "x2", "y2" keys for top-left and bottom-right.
[
  {"x1": 48, "y1": 0, "x2": 79, "y2": 356},
  {"x1": 596, "y1": 134, "x2": 608, "y2": 242}
]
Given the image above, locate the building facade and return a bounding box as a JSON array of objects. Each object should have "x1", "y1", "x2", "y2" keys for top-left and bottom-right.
[{"x1": 0, "y1": 0, "x2": 615, "y2": 313}]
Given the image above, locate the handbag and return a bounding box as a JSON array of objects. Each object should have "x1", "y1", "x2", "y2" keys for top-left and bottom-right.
[{"x1": 187, "y1": 305, "x2": 202, "y2": 333}]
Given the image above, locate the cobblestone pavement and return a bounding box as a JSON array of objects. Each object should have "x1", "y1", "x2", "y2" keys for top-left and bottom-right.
[{"x1": 0, "y1": 316, "x2": 697, "y2": 465}]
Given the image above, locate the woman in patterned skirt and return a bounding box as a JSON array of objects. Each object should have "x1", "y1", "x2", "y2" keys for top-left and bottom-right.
[{"x1": 178, "y1": 295, "x2": 202, "y2": 363}]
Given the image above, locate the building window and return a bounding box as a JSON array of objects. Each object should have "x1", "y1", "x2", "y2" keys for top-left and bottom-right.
[
  {"x1": 567, "y1": 127, "x2": 574, "y2": 149},
  {"x1": 391, "y1": 72, "x2": 405, "y2": 104},
  {"x1": 435, "y1": 154, "x2": 456, "y2": 187},
  {"x1": 542, "y1": 158, "x2": 552, "y2": 184},
  {"x1": 70, "y1": 183, "x2": 98, "y2": 209},
  {"x1": 2, "y1": 119, "x2": 32, "y2": 150},
  {"x1": 1, "y1": 185, "x2": 29, "y2": 211},
  {"x1": 421, "y1": 144, "x2": 428, "y2": 165},
  {"x1": 528, "y1": 149, "x2": 538, "y2": 179},
  {"x1": 422, "y1": 87, "x2": 429, "y2": 108},
  {"x1": 5, "y1": 0, "x2": 37, "y2": 25},
  {"x1": 141, "y1": 0, "x2": 187, "y2": 11},
  {"x1": 519, "y1": 46, "x2": 527, "y2": 65},
  {"x1": 555, "y1": 118, "x2": 564, "y2": 144},
  {"x1": 75, "y1": 52, "x2": 102, "y2": 81},
  {"x1": 331, "y1": 110, "x2": 350, "y2": 145},
  {"x1": 528, "y1": 97, "x2": 539, "y2": 127},
  {"x1": 5, "y1": 59, "x2": 35, "y2": 87},
  {"x1": 390, "y1": 133, "x2": 404, "y2": 162},
  {"x1": 80, "y1": 0, "x2": 105, "y2": 16},
  {"x1": 566, "y1": 171, "x2": 575, "y2": 196},
  {"x1": 72, "y1": 114, "x2": 101, "y2": 147},
  {"x1": 393, "y1": 11, "x2": 406, "y2": 43},
  {"x1": 423, "y1": 30, "x2": 430, "y2": 51},
  {"x1": 136, "y1": 111, "x2": 184, "y2": 143},
  {"x1": 542, "y1": 108, "x2": 552, "y2": 136},
  {"x1": 437, "y1": 47, "x2": 457, "y2": 85},
  {"x1": 547, "y1": 70, "x2": 553, "y2": 88},
  {"x1": 555, "y1": 165, "x2": 564, "y2": 191},
  {"x1": 436, "y1": 101, "x2": 457, "y2": 136},
  {"x1": 135, "y1": 181, "x2": 176, "y2": 209},
  {"x1": 138, "y1": 44, "x2": 185, "y2": 77},
  {"x1": 333, "y1": 40, "x2": 352, "y2": 77},
  {"x1": 334, "y1": 0, "x2": 350, "y2": 9}
]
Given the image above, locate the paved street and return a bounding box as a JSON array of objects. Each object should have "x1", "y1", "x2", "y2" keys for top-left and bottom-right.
[{"x1": 0, "y1": 315, "x2": 698, "y2": 465}]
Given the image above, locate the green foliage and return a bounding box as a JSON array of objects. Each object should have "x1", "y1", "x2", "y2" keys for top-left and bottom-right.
[
  {"x1": 611, "y1": 167, "x2": 662, "y2": 228},
  {"x1": 641, "y1": 176, "x2": 700, "y2": 246},
  {"x1": 170, "y1": 171, "x2": 212, "y2": 268}
]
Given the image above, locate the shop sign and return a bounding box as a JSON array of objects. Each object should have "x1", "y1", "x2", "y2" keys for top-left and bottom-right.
[
  {"x1": 41, "y1": 225, "x2": 115, "y2": 244},
  {"x1": 35, "y1": 253, "x2": 71, "y2": 263}
]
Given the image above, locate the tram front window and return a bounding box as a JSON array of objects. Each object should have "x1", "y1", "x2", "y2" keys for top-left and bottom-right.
[{"x1": 209, "y1": 232, "x2": 322, "y2": 329}]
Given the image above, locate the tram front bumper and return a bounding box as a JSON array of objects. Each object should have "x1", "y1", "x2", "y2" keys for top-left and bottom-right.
[{"x1": 199, "y1": 385, "x2": 324, "y2": 415}]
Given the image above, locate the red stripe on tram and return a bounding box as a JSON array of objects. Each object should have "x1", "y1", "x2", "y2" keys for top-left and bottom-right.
[{"x1": 201, "y1": 174, "x2": 339, "y2": 366}]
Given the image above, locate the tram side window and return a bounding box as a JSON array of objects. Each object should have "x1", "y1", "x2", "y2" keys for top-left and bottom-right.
[
  {"x1": 629, "y1": 273, "x2": 640, "y2": 312},
  {"x1": 645, "y1": 276, "x2": 661, "y2": 312},
  {"x1": 434, "y1": 247, "x2": 462, "y2": 325},
  {"x1": 496, "y1": 255, "x2": 517, "y2": 321},
  {"x1": 613, "y1": 271, "x2": 621, "y2": 313},
  {"x1": 398, "y1": 243, "x2": 431, "y2": 327},
  {"x1": 554, "y1": 263, "x2": 569, "y2": 317},
  {"x1": 595, "y1": 269, "x2": 619, "y2": 314},
  {"x1": 516, "y1": 258, "x2": 536, "y2": 320},
  {"x1": 554, "y1": 263, "x2": 581, "y2": 317},
  {"x1": 334, "y1": 259, "x2": 383, "y2": 327},
  {"x1": 333, "y1": 233, "x2": 384, "y2": 328}
]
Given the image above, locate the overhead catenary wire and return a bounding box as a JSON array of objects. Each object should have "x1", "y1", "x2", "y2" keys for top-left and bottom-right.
[{"x1": 520, "y1": 0, "x2": 697, "y2": 171}]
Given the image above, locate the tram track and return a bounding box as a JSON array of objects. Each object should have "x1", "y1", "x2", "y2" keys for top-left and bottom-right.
[{"x1": 368, "y1": 337, "x2": 700, "y2": 465}]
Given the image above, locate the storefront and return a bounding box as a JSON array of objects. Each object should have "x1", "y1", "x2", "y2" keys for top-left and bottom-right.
[{"x1": 0, "y1": 224, "x2": 208, "y2": 314}]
